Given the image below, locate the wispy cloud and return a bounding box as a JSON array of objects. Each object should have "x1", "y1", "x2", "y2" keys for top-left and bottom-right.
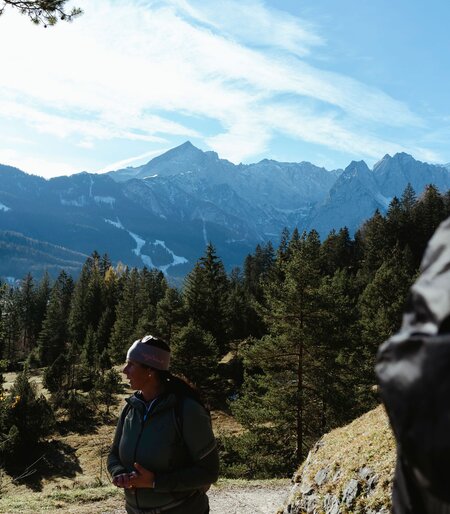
[
  {"x1": 0, "y1": 0, "x2": 433, "y2": 172},
  {"x1": 96, "y1": 148, "x2": 172, "y2": 173},
  {"x1": 167, "y1": 0, "x2": 324, "y2": 56}
]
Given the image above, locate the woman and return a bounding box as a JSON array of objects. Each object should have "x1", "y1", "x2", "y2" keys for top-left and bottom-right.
[{"x1": 108, "y1": 334, "x2": 219, "y2": 514}]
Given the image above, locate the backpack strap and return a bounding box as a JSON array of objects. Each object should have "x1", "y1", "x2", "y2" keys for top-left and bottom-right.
[{"x1": 120, "y1": 401, "x2": 132, "y2": 426}]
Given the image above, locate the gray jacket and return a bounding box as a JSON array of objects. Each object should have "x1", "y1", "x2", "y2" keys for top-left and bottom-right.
[{"x1": 108, "y1": 392, "x2": 218, "y2": 511}]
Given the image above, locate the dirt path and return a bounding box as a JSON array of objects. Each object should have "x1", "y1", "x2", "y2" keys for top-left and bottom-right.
[
  {"x1": 209, "y1": 480, "x2": 290, "y2": 514},
  {"x1": 100, "y1": 480, "x2": 291, "y2": 514}
]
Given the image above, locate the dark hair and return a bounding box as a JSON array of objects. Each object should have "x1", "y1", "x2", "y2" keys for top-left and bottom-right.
[{"x1": 140, "y1": 335, "x2": 207, "y2": 409}]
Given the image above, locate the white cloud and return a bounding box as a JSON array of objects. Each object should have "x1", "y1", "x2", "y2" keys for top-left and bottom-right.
[
  {"x1": 0, "y1": 0, "x2": 432, "y2": 173},
  {"x1": 0, "y1": 148, "x2": 79, "y2": 178}
]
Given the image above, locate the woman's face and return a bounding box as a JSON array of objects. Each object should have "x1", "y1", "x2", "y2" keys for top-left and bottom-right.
[{"x1": 123, "y1": 359, "x2": 150, "y2": 391}]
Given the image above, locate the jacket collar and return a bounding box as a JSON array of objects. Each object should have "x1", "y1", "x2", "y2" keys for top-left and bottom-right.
[{"x1": 126, "y1": 391, "x2": 176, "y2": 416}]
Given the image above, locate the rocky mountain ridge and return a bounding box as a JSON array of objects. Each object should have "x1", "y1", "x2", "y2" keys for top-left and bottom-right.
[{"x1": 0, "y1": 143, "x2": 449, "y2": 281}]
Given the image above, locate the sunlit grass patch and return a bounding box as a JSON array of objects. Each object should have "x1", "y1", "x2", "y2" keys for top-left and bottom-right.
[{"x1": 0, "y1": 483, "x2": 121, "y2": 513}]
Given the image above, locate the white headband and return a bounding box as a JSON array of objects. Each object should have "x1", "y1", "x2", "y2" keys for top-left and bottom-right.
[{"x1": 126, "y1": 337, "x2": 171, "y2": 370}]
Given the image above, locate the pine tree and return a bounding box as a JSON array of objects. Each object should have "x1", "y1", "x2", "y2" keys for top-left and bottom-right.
[
  {"x1": 37, "y1": 271, "x2": 73, "y2": 366},
  {"x1": 79, "y1": 326, "x2": 99, "y2": 389},
  {"x1": 34, "y1": 272, "x2": 51, "y2": 342},
  {"x1": 5, "y1": 369, "x2": 54, "y2": 460},
  {"x1": 68, "y1": 262, "x2": 91, "y2": 349},
  {"x1": 356, "y1": 209, "x2": 389, "y2": 281},
  {"x1": 0, "y1": 282, "x2": 9, "y2": 360},
  {"x1": 320, "y1": 227, "x2": 355, "y2": 275},
  {"x1": 412, "y1": 184, "x2": 446, "y2": 264},
  {"x1": 183, "y1": 243, "x2": 230, "y2": 351},
  {"x1": 243, "y1": 242, "x2": 275, "y2": 301},
  {"x1": 1, "y1": 286, "x2": 20, "y2": 363},
  {"x1": 359, "y1": 246, "x2": 415, "y2": 349},
  {"x1": 43, "y1": 353, "x2": 70, "y2": 393},
  {"x1": 138, "y1": 267, "x2": 167, "y2": 307},
  {"x1": 109, "y1": 268, "x2": 141, "y2": 362},
  {"x1": 234, "y1": 230, "x2": 325, "y2": 469},
  {"x1": 156, "y1": 287, "x2": 186, "y2": 343},
  {"x1": 228, "y1": 268, "x2": 256, "y2": 340},
  {"x1": 17, "y1": 273, "x2": 37, "y2": 355},
  {"x1": 170, "y1": 321, "x2": 220, "y2": 403}
]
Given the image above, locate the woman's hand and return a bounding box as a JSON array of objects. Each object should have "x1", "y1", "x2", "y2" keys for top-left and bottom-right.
[{"x1": 128, "y1": 462, "x2": 156, "y2": 488}]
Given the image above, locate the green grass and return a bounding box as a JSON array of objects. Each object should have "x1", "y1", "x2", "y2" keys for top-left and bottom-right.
[
  {"x1": 289, "y1": 404, "x2": 396, "y2": 514},
  {"x1": 0, "y1": 483, "x2": 121, "y2": 513}
]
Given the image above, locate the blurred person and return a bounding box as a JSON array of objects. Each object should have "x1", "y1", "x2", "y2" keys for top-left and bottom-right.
[{"x1": 377, "y1": 218, "x2": 450, "y2": 513}]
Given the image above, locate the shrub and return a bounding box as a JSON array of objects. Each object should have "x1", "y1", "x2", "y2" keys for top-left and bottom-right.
[{"x1": 0, "y1": 370, "x2": 55, "y2": 465}]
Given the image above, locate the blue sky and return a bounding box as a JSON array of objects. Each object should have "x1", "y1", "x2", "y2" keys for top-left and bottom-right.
[{"x1": 0, "y1": 0, "x2": 449, "y2": 178}]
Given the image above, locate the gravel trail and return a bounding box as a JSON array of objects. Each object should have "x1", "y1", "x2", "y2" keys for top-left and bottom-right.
[{"x1": 102, "y1": 480, "x2": 291, "y2": 514}]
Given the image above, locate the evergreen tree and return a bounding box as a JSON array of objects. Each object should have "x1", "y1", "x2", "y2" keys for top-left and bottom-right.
[
  {"x1": 171, "y1": 321, "x2": 220, "y2": 403},
  {"x1": 412, "y1": 184, "x2": 446, "y2": 264},
  {"x1": 16, "y1": 273, "x2": 37, "y2": 355},
  {"x1": 319, "y1": 226, "x2": 355, "y2": 276},
  {"x1": 138, "y1": 267, "x2": 167, "y2": 307},
  {"x1": 156, "y1": 287, "x2": 186, "y2": 343},
  {"x1": 359, "y1": 246, "x2": 415, "y2": 349},
  {"x1": 37, "y1": 271, "x2": 73, "y2": 366},
  {"x1": 243, "y1": 242, "x2": 275, "y2": 301},
  {"x1": 0, "y1": 282, "x2": 9, "y2": 360},
  {"x1": 356, "y1": 209, "x2": 389, "y2": 281},
  {"x1": 34, "y1": 272, "x2": 51, "y2": 342},
  {"x1": 43, "y1": 353, "x2": 70, "y2": 393},
  {"x1": 1, "y1": 286, "x2": 20, "y2": 364},
  {"x1": 233, "y1": 230, "x2": 325, "y2": 469},
  {"x1": 96, "y1": 266, "x2": 120, "y2": 354},
  {"x1": 183, "y1": 243, "x2": 230, "y2": 351},
  {"x1": 92, "y1": 368, "x2": 122, "y2": 416},
  {"x1": 109, "y1": 268, "x2": 141, "y2": 362},
  {"x1": 4, "y1": 369, "x2": 54, "y2": 461},
  {"x1": 79, "y1": 326, "x2": 99, "y2": 389},
  {"x1": 358, "y1": 246, "x2": 415, "y2": 404},
  {"x1": 84, "y1": 259, "x2": 106, "y2": 330},
  {"x1": 276, "y1": 227, "x2": 290, "y2": 265},
  {"x1": 228, "y1": 268, "x2": 260, "y2": 340},
  {"x1": 99, "y1": 253, "x2": 112, "y2": 277},
  {"x1": 68, "y1": 261, "x2": 91, "y2": 349}
]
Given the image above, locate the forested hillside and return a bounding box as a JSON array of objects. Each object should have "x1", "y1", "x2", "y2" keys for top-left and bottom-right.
[{"x1": 0, "y1": 183, "x2": 448, "y2": 484}]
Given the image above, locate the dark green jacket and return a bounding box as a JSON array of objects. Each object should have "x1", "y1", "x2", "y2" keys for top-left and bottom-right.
[{"x1": 107, "y1": 392, "x2": 218, "y2": 511}]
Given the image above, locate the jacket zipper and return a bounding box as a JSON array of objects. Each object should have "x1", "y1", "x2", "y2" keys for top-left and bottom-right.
[{"x1": 132, "y1": 397, "x2": 158, "y2": 510}]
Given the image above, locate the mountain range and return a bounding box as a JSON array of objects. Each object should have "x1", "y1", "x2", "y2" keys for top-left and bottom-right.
[{"x1": 0, "y1": 142, "x2": 449, "y2": 282}]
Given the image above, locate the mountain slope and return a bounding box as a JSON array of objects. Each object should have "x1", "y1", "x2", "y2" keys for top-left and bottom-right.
[
  {"x1": 0, "y1": 145, "x2": 449, "y2": 281},
  {"x1": 0, "y1": 230, "x2": 88, "y2": 280},
  {"x1": 373, "y1": 153, "x2": 450, "y2": 197},
  {"x1": 306, "y1": 155, "x2": 450, "y2": 236},
  {"x1": 279, "y1": 405, "x2": 395, "y2": 514}
]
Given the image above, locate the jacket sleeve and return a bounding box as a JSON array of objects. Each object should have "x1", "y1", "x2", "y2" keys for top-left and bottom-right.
[
  {"x1": 107, "y1": 405, "x2": 129, "y2": 478},
  {"x1": 154, "y1": 399, "x2": 219, "y2": 492}
]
